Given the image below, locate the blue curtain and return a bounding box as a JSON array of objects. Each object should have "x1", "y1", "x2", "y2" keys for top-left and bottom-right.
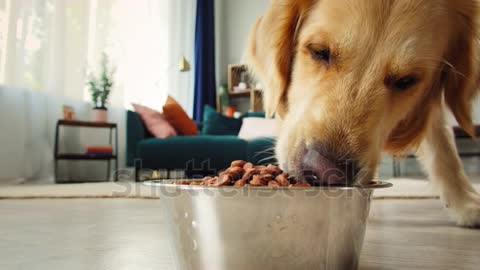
[{"x1": 193, "y1": 0, "x2": 217, "y2": 122}]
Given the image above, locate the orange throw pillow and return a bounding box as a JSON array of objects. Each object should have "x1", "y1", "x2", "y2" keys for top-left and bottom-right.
[{"x1": 162, "y1": 96, "x2": 199, "y2": 136}]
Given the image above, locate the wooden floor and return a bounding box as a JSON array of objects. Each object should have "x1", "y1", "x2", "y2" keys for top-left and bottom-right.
[{"x1": 0, "y1": 199, "x2": 479, "y2": 270}]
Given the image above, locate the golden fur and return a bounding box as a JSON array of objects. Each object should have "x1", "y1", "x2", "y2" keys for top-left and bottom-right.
[{"x1": 248, "y1": 0, "x2": 480, "y2": 227}]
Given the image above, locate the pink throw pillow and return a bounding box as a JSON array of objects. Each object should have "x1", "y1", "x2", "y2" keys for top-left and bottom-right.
[{"x1": 132, "y1": 103, "x2": 177, "y2": 139}]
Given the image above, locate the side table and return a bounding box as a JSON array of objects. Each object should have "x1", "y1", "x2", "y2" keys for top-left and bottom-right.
[{"x1": 54, "y1": 120, "x2": 119, "y2": 183}]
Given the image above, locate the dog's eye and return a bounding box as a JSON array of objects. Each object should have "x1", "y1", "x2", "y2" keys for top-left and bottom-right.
[
  {"x1": 393, "y1": 76, "x2": 418, "y2": 91},
  {"x1": 310, "y1": 47, "x2": 331, "y2": 63}
]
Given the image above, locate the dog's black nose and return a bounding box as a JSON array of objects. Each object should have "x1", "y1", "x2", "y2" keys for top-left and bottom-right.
[{"x1": 300, "y1": 148, "x2": 360, "y2": 186}]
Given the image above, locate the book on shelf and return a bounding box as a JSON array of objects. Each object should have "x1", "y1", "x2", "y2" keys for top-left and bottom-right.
[{"x1": 85, "y1": 146, "x2": 113, "y2": 156}]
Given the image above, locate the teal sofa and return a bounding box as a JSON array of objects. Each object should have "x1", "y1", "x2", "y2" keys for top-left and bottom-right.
[{"x1": 126, "y1": 111, "x2": 276, "y2": 181}]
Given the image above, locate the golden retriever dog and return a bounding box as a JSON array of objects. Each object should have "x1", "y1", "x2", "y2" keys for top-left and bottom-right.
[{"x1": 247, "y1": 0, "x2": 480, "y2": 227}]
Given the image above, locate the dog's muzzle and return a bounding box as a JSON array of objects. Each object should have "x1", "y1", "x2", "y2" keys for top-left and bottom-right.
[{"x1": 299, "y1": 148, "x2": 360, "y2": 186}]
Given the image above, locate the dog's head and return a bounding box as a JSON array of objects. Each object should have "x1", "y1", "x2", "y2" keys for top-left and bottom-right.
[{"x1": 248, "y1": 0, "x2": 479, "y2": 185}]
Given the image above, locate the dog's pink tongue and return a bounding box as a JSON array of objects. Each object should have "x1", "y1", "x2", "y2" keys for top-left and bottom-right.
[{"x1": 302, "y1": 151, "x2": 347, "y2": 186}]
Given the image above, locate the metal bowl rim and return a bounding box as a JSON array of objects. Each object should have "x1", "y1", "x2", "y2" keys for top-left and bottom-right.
[{"x1": 143, "y1": 180, "x2": 392, "y2": 190}]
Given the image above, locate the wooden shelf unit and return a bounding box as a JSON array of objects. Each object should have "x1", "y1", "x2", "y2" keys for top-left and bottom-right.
[
  {"x1": 226, "y1": 64, "x2": 264, "y2": 113},
  {"x1": 54, "y1": 120, "x2": 119, "y2": 183}
]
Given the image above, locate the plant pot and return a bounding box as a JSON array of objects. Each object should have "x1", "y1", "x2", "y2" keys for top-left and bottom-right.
[{"x1": 92, "y1": 108, "x2": 108, "y2": 123}]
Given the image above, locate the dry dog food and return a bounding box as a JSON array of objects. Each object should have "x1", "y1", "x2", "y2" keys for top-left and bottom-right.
[{"x1": 182, "y1": 160, "x2": 312, "y2": 188}]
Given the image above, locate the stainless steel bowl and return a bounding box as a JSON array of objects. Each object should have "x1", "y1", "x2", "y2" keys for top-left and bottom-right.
[{"x1": 145, "y1": 181, "x2": 392, "y2": 270}]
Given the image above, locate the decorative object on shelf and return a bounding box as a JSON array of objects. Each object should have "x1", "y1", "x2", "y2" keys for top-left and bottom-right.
[
  {"x1": 62, "y1": 105, "x2": 76, "y2": 120},
  {"x1": 179, "y1": 55, "x2": 191, "y2": 72},
  {"x1": 228, "y1": 64, "x2": 255, "y2": 92},
  {"x1": 216, "y1": 84, "x2": 229, "y2": 113},
  {"x1": 85, "y1": 145, "x2": 113, "y2": 157},
  {"x1": 87, "y1": 53, "x2": 115, "y2": 123},
  {"x1": 225, "y1": 107, "x2": 236, "y2": 118},
  {"x1": 227, "y1": 64, "x2": 264, "y2": 113},
  {"x1": 233, "y1": 71, "x2": 248, "y2": 92},
  {"x1": 234, "y1": 82, "x2": 248, "y2": 92}
]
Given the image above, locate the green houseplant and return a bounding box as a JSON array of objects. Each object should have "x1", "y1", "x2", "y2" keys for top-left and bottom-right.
[{"x1": 87, "y1": 53, "x2": 115, "y2": 122}]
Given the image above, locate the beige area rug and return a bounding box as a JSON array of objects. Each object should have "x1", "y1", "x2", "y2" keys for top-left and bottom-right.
[{"x1": 1, "y1": 178, "x2": 479, "y2": 200}]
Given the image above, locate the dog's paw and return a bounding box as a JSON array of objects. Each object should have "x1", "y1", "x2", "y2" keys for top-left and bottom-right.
[{"x1": 451, "y1": 198, "x2": 480, "y2": 228}]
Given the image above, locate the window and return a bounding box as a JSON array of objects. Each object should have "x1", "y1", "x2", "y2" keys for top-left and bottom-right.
[{"x1": 0, "y1": 0, "x2": 196, "y2": 114}]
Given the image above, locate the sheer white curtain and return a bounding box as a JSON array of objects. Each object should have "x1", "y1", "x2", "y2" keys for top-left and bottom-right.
[
  {"x1": 0, "y1": 0, "x2": 91, "y2": 100},
  {"x1": 89, "y1": 0, "x2": 196, "y2": 113},
  {"x1": 0, "y1": 0, "x2": 196, "y2": 113},
  {"x1": 0, "y1": 0, "x2": 196, "y2": 181}
]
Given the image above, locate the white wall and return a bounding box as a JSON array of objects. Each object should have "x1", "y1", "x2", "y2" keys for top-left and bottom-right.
[
  {"x1": 214, "y1": 0, "x2": 269, "y2": 113},
  {"x1": 0, "y1": 86, "x2": 126, "y2": 183},
  {"x1": 215, "y1": 0, "x2": 268, "y2": 85}
]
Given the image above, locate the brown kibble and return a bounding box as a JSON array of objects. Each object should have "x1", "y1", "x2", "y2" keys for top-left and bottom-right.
[
  {"x1": 268, "y1": 180, "x2": 280, "y2": 188},
  {"x1": 190, "y1": 181, "x2": 202, "y2": 186},
  {"x1": 250, "y1": 175, "x2": 265, "y2": 186},
  {"x1": 267, "y1": 164, "x2": 282, "y2": 175},
  {"x1": 241, "y1": 168, "x2": 258, "y2": 182},
  {"x1": 276, "y1": 174, "x2": 290, "y2": 187},
  {"x1": 234, "y1": 179, "x2": 247, "y2": 187},
  {"x1": 259, "y1": 168, "x2": 270, "y2": 175},
  {"x1": 179, "y1": 162, "x2": 299, "y2": 188},
  {"x1": 176, "y1": 180, "x2": 191, "y2": 185},
  {"x1": 261, "y1": 174, "x2": 274, "y2": 182},
  {"x1": 201, "y1": 177, "x2": 210, "y2": 185},
  {"x1": 228, "y1": 166, "x2": 245, "y2": 180},
  {"x1": 260, "y1": 165, "x2": 279, "y2": 176},
  {"x1": 231, "y1": 160, "x2": 247, "y2": 168},
  {"x1": 243, "y1": 162, "x2": 254, "y2": 170},
  {"x1": 217, "y1": 174, "x2": 233, "y2": 186},
  {"x1": 205, "y1": 177, "x2": 219, "y2": 186}
]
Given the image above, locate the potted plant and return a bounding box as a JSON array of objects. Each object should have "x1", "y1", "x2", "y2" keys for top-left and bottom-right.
[{"x1": 87, "y1": 53, "x2": 114, "y2": 123}]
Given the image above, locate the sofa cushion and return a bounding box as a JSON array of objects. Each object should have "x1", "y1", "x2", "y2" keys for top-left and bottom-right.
[
  {"x1": 138, "y1": 136, "x2": 247, "y2": 172},
  {"x1": 238, "y1": 117, "x2": 278, "y2": 140},
  {"x1": 202, "y1": 105, "x2": 242, "y2": 135},
  {"x1": 163, "y1": 96, "x2": 199, "y2": 136},
  {"x1": 132, "y1": 103, "x2": 177, "y2": 139}
]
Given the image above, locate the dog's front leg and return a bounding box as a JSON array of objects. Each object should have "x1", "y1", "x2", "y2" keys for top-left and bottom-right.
[{"x1": 417, "y1": 111, "x2": 480, "y2": 227}]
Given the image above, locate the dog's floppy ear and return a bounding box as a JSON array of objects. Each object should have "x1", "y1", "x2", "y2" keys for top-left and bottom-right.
[
  {"x1": 444, "y1": 1, "x2": 480, "y2": 138},
  {"x1": 247, "y1": 0, "x2": 313, "y2": 118}
]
